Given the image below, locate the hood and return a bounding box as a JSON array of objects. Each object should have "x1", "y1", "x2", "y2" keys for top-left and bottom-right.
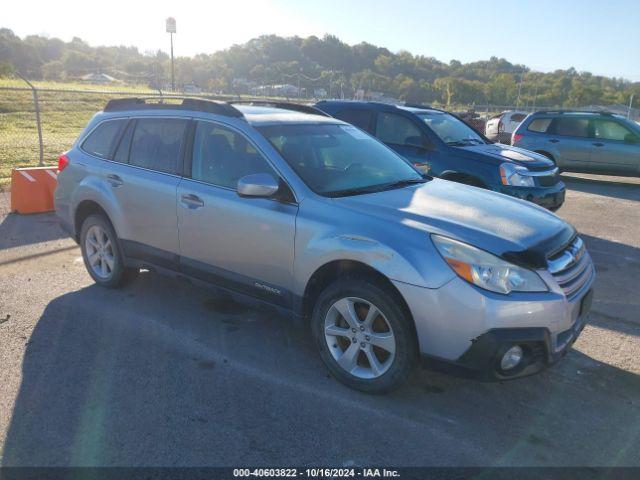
[
  {"x1": 458, "y1": 143, "x2": 554, "y2": 171},
  {"x1": 334, "y1": 179, "x2": 574, "y2": 269}
]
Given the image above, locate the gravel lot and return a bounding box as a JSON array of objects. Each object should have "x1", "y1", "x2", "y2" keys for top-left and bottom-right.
[{"x1": 0, "y1": 173, "x2": 639, "y2": 467}]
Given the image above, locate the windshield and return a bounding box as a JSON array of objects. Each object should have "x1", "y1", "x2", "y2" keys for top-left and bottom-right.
[
  {"x1": 418, "y1": 111, "x2": 486, "y2": 146},
  {"x1": 257, "y1": 123, "x2": 425, "y2": 197}
]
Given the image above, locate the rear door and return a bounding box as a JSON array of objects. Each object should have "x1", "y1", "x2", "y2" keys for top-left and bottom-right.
[
  {"x1": 547, "y1": 116, "x2": 593, "y2": 169},
  {"x1": 177, "y1": 120, "x2": 297, "y2": 307},
  {"x1": 590, "y1": 118, "x2": 640, "y2": 174},
  {"x1": 104, "y1": 116, "x2": 187, "y2": 266}
]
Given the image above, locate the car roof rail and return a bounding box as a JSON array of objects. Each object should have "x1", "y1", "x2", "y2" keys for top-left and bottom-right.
[
  {"x1": 103, "y1": 97, "x2": 244, "y2": 118},
  {"x1": 231, "y1": 100, "x2": 332, "y2": 117},
  {"x1": 533, "y1": 109, "x2": 613, "y2": 116}
]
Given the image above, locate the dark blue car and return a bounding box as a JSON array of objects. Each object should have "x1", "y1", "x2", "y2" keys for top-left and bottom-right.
[{"x1": 315, "y1": 101, "x2": 566, "y2": 210}]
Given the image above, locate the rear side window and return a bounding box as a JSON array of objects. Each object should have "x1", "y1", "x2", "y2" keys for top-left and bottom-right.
[
  {"x1": 81, "y1": 119, "x2": 127, "y2": 159},
  {"x1": 129, "y1": 118, "x2": 188, "y2": 174},
  {"x1": 335, "y1": 109, "x2": 373, "y2": 132},
  {"x1": 552, "y1": 117, "x2": 590, "y2": 137},
  {"x1": 510, "y1": 113, "x2": 527, "y2": 123},
  {"x1": 527, "y1": 118, "x2": 553, "y2": 133}
]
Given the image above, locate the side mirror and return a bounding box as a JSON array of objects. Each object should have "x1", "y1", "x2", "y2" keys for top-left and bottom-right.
[
  {"x1": 405, "y1": 135, "x2": 430, "y2": 150},
  {"x1": 624, "y1": 133, "x2": 639, "y2": 144},
  {"x1": 237, "y1": 173, "x2": 279, "y2": 198}
]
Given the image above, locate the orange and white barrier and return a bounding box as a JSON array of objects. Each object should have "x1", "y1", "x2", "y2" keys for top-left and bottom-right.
[{"x1": 10, "y1": 166, "x2": 58, "y2": 214}]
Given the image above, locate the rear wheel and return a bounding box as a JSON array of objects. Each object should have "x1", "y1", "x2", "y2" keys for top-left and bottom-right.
[
  {"x1": 80, "y1": 214, "x2": 138, "y2": 288},
  {"x1": 312, "y1": 278, "x2": 417, "y2": 393}
]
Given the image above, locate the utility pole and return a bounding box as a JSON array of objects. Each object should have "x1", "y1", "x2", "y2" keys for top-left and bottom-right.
[
  {"x1": 166, "y1": 17, "x2": 176, "y2": 91},
  {"x1": 628, "y1": 94, "x2": 635, "y2": 120}
]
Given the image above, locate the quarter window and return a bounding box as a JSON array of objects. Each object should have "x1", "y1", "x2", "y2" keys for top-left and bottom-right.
[
  {"x1": 82, "y1": 119, "x2": 127, "y2": 159},
  {"x1": 191, "y1": 121, "x2": 276, "y2": 188},
  {"x1": 527, "y1": 118, "x2": 553, "y2": 133},
  {"x1": 129, "y1": 118, "x2": 188, "y2": 174},
  {"x1": 593, "y1": 120, "x2": 633, "y2": 142},
  {"x1": 375, "y1": 112, "x2": 423, "y2": 146}
]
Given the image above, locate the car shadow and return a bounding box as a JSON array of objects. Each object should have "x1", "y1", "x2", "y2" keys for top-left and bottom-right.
[
  {"x1": 579, "y1": 234, "x2": 640, "y2": 336},
  {"x1": 0, "y1": 211, "x2": 68, "y2": 250},
  {"x1": 561, "y1": 174, "x2": 640, "y2": 202},
  {"x1": 2, "y1": 273, "x2": 639, "y2": 466}
]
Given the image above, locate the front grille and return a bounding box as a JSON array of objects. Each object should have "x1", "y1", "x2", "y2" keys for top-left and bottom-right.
[
  {"x1": 548, "y1": 237, "x2": 594, "y2": 298},
  {"x1": 537, "y1": 172, "x2": 560, "y2": 187}
]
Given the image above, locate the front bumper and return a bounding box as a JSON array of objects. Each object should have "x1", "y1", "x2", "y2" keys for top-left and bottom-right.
[
  {"x1": 456, "y1": 291, "x2": 592, "y2": 379},
  {"x1": 493, "y1": 182, "x2": 566, "y2": 210},
  {"x1": 392, "y1": 262, "x2": 595, "y2": 380}
]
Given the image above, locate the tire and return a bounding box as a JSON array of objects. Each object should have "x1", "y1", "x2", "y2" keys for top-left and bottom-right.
[
  {"x1": 80, "y1": 213, "x2": 138, "y2": 288},
  {"x1": 311, "y1": 278, "x2": 417, "y2": 393}
]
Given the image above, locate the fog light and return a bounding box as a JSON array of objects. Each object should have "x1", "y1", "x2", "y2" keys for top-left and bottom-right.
[{"x1": 500, "y1": 345, "x2": 524, "y2": 370}]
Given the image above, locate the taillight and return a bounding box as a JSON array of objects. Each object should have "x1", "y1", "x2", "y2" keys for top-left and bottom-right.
[
  {"x1": 512, "y1": 133, "x2": 524, "y2": 145},
  {"x1": 58, "y1": 154, "x2": 70, "y2": 172}
]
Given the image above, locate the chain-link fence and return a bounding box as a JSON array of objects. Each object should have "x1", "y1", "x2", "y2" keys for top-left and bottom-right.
[
  {"x1": 0, "y1": 82, "x2": 258, "y2": 185},
  {"x1": 2, "y1": 78, "x2": 638, "y2": 186}
]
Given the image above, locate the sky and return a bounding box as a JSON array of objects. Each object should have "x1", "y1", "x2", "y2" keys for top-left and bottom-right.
[{"x1": 3, "y1": 0, "x2": 640, "y2": 81}]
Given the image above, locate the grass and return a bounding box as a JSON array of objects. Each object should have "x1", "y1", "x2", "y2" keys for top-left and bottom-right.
[
  {"x1": 0, "y1": 78, "x2": 284, "y2": 187},
  {"x1": 0, "y1": 79, "x2": 163, "y2": 186}
]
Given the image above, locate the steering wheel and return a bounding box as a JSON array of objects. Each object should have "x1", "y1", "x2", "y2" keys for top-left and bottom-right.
[{"x1": 344, "y1": 162, "x2": 363, "y2": 173}]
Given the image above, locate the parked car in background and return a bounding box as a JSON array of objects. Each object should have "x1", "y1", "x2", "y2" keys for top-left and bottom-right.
[
  {"x1": 512, "y1": 111, "x2": 640, "y2": 176},
  {"x1": 315, "y1": 101, "x2": 565, "y2": 210},
  {"x1": 485, "y1": 111, "x2": 528, "y2": 143},
  {"x1": 55, "y1": 98, "x2": 594, "y2": 393}
]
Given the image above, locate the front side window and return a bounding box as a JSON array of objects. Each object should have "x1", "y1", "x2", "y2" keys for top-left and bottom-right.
[
  {"x1": 82, "y1": 119, "x2": 127, "y2": 159},
  {"x1": 258, "y1": 123, "x2": 424, "y2": 197},
  {"x1": 552, "y1": 117, "x2": 590, "y2": 138},
  {"x1": 191, "y1": 121, "x2": 276, "y2": 188},
  {"x1": 129, "y1": 118, "x2": 188, "y2": 174},
  {"x1": 593, "y1": 119, "x2": 634, "y2": 142},
  {"x1": 417, "y1": 111, "x2": 485, "y2": 146},
  {"x1": 375, "y1": 112, "x2": 424, "y2": 146}
]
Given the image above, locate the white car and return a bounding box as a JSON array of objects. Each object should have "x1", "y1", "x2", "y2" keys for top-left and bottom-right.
[{"x1": 485, "y1": 111, "x2": 528, "y2": 144}]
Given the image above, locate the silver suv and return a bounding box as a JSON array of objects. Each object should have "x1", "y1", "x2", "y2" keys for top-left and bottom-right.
[{"x1": 55, "y1": 98, "x2": 595, "y2": 393}]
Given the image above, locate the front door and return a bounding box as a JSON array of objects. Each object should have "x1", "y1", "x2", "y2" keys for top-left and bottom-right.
[
  {"x1": 374, "y1": 111, "x2": 431, "y2": 172},
  {"x1": 590, "y1": 118, "x2": 640, "y2": 174},
  {"x1": 177, "y1": 120, "x2": 297, "y2": 307}
]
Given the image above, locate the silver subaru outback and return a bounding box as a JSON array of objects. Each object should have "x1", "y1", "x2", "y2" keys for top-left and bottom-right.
[{"x1": 54, "y1": 98, "x2": 595, "y2": 393}]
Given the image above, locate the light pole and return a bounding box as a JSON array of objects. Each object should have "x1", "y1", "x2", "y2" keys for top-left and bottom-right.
[
  {"x1": 628, "y1": 94, "x2": 635, "y2": 120},
  {"x1": 166, "y1": 17, "x2": 176, "y2": 91}
]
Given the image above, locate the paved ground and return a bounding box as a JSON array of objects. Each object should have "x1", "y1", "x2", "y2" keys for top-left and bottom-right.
[{"x1": 0, "y1": 174, "x2": 639, "y2": 467}]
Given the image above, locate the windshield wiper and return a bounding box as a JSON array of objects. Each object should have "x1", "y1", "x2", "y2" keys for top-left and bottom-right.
[
  {"x1": 447, "y1": 138, "x2": 484, "y2": 146},
  {"x1": 377, "y1": 177, "x2": 428, "y2": 191},
  {"x1": 325, "y1": 178, "x2": 427, "y2": 198}
]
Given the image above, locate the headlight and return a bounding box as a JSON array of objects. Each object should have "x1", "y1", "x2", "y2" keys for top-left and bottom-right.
[
  {"x1": 500, "y1": 163, "x2": 534, "y2": 187},
  {"x1": 432, "y1": 235, "x2": 548, "y2": 294}
]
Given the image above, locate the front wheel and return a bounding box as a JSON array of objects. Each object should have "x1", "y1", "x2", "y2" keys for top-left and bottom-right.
[{"x1": 312, "y1": 278, "x2": 417, "y2": 393}]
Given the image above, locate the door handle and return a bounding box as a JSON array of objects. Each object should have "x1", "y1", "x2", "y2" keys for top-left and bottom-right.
[
  {"x1": 180, "y1": 193, "x2": 204, "y2": 209},
  {"x1": 549, "y1": 139, "x2": 560, "y2": 143},
  {"x1": 593, "y1": 142, "x2": 604, "y2": 147},
  {"x1": 106, "y1": 174, "x2": 123, "y2": 187}
]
